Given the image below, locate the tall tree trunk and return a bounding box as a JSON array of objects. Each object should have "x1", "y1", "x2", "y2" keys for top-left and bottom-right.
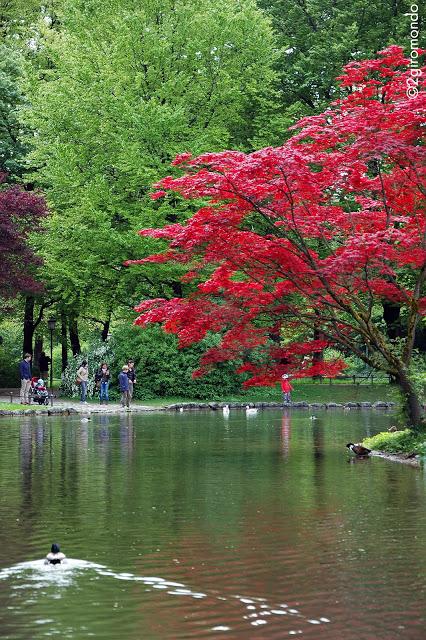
[
  {"x1": 396, "y1": 369, "x2": 424, "y2": 429},
  {"x1": 101, "y1": 314, "x2": 111, "y2": 342},
  {"x1": 23, "y1": 296, "x2": 35, "y2": 356},
  {"x1": 61, "y1": 313, "x2": 68, "y2": 372},
  {"x1": 68, "y1": 314, "x2": 81, "y2": 356}
]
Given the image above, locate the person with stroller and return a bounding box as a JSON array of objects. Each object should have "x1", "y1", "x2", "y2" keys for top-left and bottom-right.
[
  {"x1": 95, "y1": 362, "x2": 110, "y2": 404},
  {"x1": 19, "y1": 353, "x2": 32, "y2": 405}
]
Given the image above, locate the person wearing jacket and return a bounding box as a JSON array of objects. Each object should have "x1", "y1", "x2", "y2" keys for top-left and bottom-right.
[
  {"x1": 19, "y1": 353, "x2": 32, "y2": 405},
  {"x1": 118, "y1": 365, "x2": 130, "y2": 409},
  {"x1": 96, "y1": 362, "x2": 110, "y2": 404},
  {"x1": 281, "y1": 374, "x2": 293, "y2": 404},
  {"x1": 76, "y1": 360, "x2": 89, "y2": 403},
  {"x1": 126, "y1": 359, "x2": 136, "y2": 399}
]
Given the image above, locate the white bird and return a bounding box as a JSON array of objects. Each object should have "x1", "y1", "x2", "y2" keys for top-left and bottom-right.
[
  {"x1": 179, "y1": 407, "x2": 184, "y2": 413},
  {"x1": 246, "y1": 405, "x2": 258, "y2": 415},
  {"x1": 309, "y1": 415, "x2": 318, "y2": 421},
  {"x1": 223, "y1": 405, "x2": 230, "y2": 416},
  {"x1": 80, "y1": 417, "x2": 90, "y2": 423}
]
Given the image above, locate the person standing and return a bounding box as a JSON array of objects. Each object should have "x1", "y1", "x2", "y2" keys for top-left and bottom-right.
[
  {"x1": 38, "y1": 351, "x2": 51, "y2": 380},
  {"x1": 127, "y1": 359, "x2": 136, "y2": 400},
  {"x1": 281, "y1": 374, "x2": 293, "y2": 404},
  {"x1": 98, "y1": 362, "x2": 110, "y2": 404},
  {"x1": 19, "y1": 353, "x2": 32, "y2": 405},
  {"x1": 119, "y1": 365, "x2": 131, "y2": 409},
  {"x1": 76, "y1": 360, "x2": 89, "y2": 404}
]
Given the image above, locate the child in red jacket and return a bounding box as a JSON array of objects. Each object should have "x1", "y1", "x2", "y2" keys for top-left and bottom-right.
[{"x1": 281, "y1": 374, "x2": 293, "y2": 404}]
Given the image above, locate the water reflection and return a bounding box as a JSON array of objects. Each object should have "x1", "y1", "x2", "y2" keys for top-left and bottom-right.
[{"x1": 0, "y1": 410, "x2": 425, "y2": 639}]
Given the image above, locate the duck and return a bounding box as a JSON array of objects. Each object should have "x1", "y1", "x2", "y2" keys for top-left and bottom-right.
[
  {"x1": 80, "y1": 417, "x2": 91, "y2": 423},
  {"x1": 245, "y1": 405, "x2": 258, "y2": 415},
  {"x1": 309, "y1": 415, "x2": 318, "y2": 421},
  {"x1": 223, "y1": 405, "x2": 230, "y2": 416},
  {"x1": 346, "y1": 443, "x2": 371, "y2": 457},
  {"x1": 179, "y1": 407, "x2": 184, "y2": 413},
  {"x1": 45, "y1": 543, "x2": 66, "y2": 565}
]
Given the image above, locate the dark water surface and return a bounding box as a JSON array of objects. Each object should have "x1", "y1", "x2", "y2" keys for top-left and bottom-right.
[{"x1": 0, "y1": 409, "x2": 425, "y2": 639}]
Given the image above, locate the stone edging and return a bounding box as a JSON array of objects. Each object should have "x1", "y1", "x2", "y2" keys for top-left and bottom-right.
[
  {"x1": 370, "y1": 450, "x2": 421, "y2": 468},
  {"x1": 0, "y1": 400, "x2": 397, "y2": 417}
]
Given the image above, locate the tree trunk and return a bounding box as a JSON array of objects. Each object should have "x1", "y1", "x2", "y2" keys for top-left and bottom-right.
[
  {"x1": 61, "y1": 313, "x2": 68, "y2": 372},
  {"x1": 396, "y1": 370, "x2": 424, "y2": 429},
  {"x1": 23, "y1": 296, "x2": 35, "y2": 356},
  {"x1": 101, "y1": 316, "x2": 111, "y2": 342},
  {"x1": 68, "y1": 314, "x2": 81, "y2": 356}
]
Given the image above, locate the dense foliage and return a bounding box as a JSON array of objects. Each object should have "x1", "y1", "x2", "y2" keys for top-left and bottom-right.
[
  {"x1": 131, "y1": 48, "x2": 426, "y2": 425},
  {"x1": 0, "y1": 173, "x2": 46, "y2": 298}
]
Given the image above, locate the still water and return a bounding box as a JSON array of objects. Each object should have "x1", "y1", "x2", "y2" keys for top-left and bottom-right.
[{"x1": 0, "y1": 409, "x2": 425, "y2": 639}]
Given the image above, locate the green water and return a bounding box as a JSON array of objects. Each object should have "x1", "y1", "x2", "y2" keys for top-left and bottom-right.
[{"x1": 0, "y1": 409, "x2": 425, "y2": 639}]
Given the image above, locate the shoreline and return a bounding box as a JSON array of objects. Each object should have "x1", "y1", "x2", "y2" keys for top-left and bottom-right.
[
  {"x1": 0, "y1": 399, "x2": 396, "y2": 417},
  {"x1": 370, "y1": 450, "x2": 421, "y2": 468}
]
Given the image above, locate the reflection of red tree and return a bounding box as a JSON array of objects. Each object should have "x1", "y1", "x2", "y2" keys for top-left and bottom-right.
[{"x1": 281, "y1": 413, "x2": 291, "y2": 458}]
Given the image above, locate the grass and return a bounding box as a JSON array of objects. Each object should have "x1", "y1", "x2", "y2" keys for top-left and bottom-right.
[
  {"x1": 363, "y1": 429, "x2": 426, "y2": 456},
  {"x1": 134, "y1": 381, "x2": 401, "y2": 406},
  {"x1": 2, "y1": 381, "x2": 401, "y2": 411},
  {"x1": 0, "y1": 403, "x2": 33, "y2": 411}
]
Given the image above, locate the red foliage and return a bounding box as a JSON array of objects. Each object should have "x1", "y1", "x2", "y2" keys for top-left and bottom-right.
[
  {"x1": 0, "y1": 175, "x2": 47, "y2": 297},
  {"x1": 131, "y1": 48, "x2": 426, "y2": 386}
]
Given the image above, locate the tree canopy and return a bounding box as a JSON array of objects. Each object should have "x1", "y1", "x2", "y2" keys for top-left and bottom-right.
[{"x1": 130, "y1": 47, "x2": 426, "y2": 425}]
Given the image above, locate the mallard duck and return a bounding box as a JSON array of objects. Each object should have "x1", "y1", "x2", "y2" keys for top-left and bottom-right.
[
  {"x1": 45, "y1": 543, "x2": 66, "y2": 565},
  {"x1": 346, "y1": 443, "x2": 371, "y2": 457}
]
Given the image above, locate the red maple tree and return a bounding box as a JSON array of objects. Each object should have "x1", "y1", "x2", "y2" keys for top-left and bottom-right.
[
  {"x1": 0, "y1": 173, "x2": 46, "y2": 299},
  {"x1": 129, "y1": 47, "x2": 426, "y2": 427}
]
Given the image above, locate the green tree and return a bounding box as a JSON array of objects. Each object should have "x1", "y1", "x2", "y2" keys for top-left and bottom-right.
[
  {"x1": 24, "y1": 0, "x2": 279, "y2": 332},
  {"x1": 258, "y1": 0, "x2": 412, "y2": 120}
]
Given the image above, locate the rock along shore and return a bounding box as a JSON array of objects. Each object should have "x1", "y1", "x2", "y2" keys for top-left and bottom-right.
[{"x1": 0, "y1": 400, "x2": 397, "y2": 418}]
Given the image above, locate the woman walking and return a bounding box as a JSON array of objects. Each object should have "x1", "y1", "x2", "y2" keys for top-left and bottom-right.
[
  {"x1": 97, "y1": 362, "x2": 110, "y2": 404},
  {"x1": 76, "y1": 360, "x2": 89, "y2": 404}
]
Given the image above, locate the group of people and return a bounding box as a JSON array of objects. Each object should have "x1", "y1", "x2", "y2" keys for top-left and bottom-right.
[{"x1": 75, "y1": 359, "x2": 136, "y2": 408}]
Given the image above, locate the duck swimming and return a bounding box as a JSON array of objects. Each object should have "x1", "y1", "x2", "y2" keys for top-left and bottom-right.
[
  {"x1": 245, "y1": 406, "x2": 258, "y2": 415},
  {"x1": 45, "y1": 543, "x2": 66, "y2": 565},
  {"x1": 346, "y1": 443, "x2": 371, "y2": 457}
]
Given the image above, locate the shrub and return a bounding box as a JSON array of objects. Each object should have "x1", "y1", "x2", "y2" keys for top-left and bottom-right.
[
  {"x1": 110, "y1": 324, "x2": 244, "y2": 400},
  {"x1": 61, "y1": 338, "x2": 115, "y2": 398},
  {"x1": 363, "y1": 429, "x2": 426, "y2": 454}
]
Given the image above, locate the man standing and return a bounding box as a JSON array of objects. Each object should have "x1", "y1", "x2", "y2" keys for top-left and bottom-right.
[
  {"x1": 119, "y1": 365, "x2": 131, "y2": 410},
  {"x1": 38, "y1": 351, "x2": 51, "y2": 380},
  {"x1": 127, "y1": 359, "x2": 136, "y2": 400},
  {"x1": 19, "y1": 353, "x2": 32, "y2": 405}
]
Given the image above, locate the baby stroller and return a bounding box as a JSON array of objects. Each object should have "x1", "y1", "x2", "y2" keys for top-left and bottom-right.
[{"x1": 30, "y1": 377, "x2": 49, "y2": 405}]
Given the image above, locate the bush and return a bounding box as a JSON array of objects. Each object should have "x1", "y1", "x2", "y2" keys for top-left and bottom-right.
[
  {"x1": 363, "y1": 429, "x2": 426, "y2": 454},
  {"x1": 0, "y1": 322, "x2": 22, "y2": 387},
  {"x1": 61, "y1": 338, "x2": 115, "y2": 398},
  {"x1": 110, "y1": 324, "x2": 244, "y2": 400}
]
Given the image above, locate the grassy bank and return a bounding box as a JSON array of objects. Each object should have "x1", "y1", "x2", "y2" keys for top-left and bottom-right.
[
  {"x1": 363, "y1": 429, "x2": 426, "y2": 456},
  {"x1": 0, "y1": 403, "x2": 31, "y2": 411},
  {"x1": 140, "y1": 382, "x2": 401, "y2": 406},
  {"x1": 53, "y1": 381, "x2": 400, "y2": 406}
]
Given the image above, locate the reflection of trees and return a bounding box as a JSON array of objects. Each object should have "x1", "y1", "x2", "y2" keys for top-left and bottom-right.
[{"x1": 0, "y1": 409, "x2": 425, "y2": 633}]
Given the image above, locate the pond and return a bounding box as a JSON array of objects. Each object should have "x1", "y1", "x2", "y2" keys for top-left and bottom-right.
[{"x1": 0, "y1": 409, "x2": 425, "y2": 639}]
